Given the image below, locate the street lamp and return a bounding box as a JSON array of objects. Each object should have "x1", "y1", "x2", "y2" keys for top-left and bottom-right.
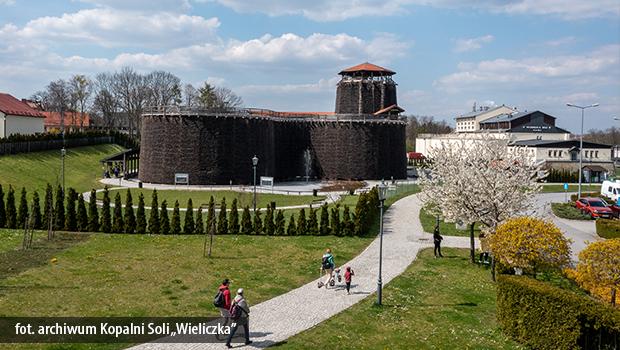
[
  {"x1": 376, "y1": 180, "x2": 388, "y2": 306},
  {"x1": 61, "y1": 147, "x2": 66, "y2": 196},
  {"x1": 252, "y1": 155, "x2": 258, "y2": 212},
  {"x1": 567, "y1": 103, "x2": 599, "y2": 199}
]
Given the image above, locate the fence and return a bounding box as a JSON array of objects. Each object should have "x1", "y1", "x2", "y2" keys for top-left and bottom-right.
[{"x1": 0, "y1": 136, "x2": 114, "y2": 156}]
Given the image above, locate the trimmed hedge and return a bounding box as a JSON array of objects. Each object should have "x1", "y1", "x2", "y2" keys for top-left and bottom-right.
[
  {"x1": 596, "y1": 219, "x2": 620, "y2": 239},
  {"x1": 497, "y1": 275, "x2": 620, "y2": 350},
  {"x1": 551, "y1": 202, "x2": 592, "y2": 220},
  {"x1": 0, "y1": 130, "x2": 138, "y2": 155}
]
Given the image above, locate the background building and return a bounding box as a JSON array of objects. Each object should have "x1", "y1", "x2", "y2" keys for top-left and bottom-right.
[{"x1": 0, "y1": 93, "x2": 45, "y2": 137}]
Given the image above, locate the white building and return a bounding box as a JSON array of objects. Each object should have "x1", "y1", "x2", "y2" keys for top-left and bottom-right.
[
  {"x1": 0, "y1": 93, "x2": 45, "y2": 138},
  {"x1": 455, "y1": 105, "x2": 517, "y2": 133}
]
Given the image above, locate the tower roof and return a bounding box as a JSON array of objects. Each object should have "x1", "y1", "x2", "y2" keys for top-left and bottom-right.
[{"x1": 339, "y1": 62, "x2": 395, "y2": 76}]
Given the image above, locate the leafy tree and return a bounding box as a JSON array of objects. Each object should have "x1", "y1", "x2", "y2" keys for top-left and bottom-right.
[
  {"x1": 228, "y1": 199, "x2": 239, "y2": 235},
  {"x1": 252, "y1": 210, "x2": 262, "y2": 235},
  {"x1": 183, "y1": 198, "x2": 195, "y2": 235},
  {"x1": 342, "y1": 206, "x2": 353, "y2": 236},
  {"x1": 263, "y1": 205, "x2": 274, "y2": 235},
  {"x1": 568, "y1": 239, "x2": 620, "y2": 306},
  {"x1": 43, "y1": 184, "x2": 53, "y2": 230},
  {"x1": 0, "y1": 184, "x2": 5, "y2": 228},
  {"x1": 331, "y1": 205, "x2": 342, "y2": 237},
  {"x1": 53, "y1": 185, "x2": 64, "y2": 231},
  {"x1": 17, "y1": 187, "x2": 28, "y2": 229},
  {"x1": 205, "y1": 196, "x2": 216, "y2": 235},
  {"x1": 297, "y1": 208, "x2": 307, "y2": 235},
  {"x1": 112, "y1": 192, "x2": 124, "y2": 233},
  {"x1": 353, "y1": 192, "x2": 368, "y2": 236},
  {"x1": 100, "y1": 187, "x2": 111, "y2": 233},
  {"x1": 160, "y1": 200, "x2": 170, "y2": 235},
  {"x1": 124, "y1": 189, "x2": 136, "y2": 233},
  {"x1": 217, "y1": 198, "x2": 227, "y2": 235},
  {"x1": 76, "y1": 193, "x2": 88, "y2": 231},
  {"x1": 87, "y1": 189, "x2": 99, "y2": 232},
  {"x1": 195, "y1": 206, "x2": 204, "y2": 235},
  {"x1": 6, "y1": 185, "x2": 17, "y2": 229},
  {"x1": 136, "y1": 193, "x2": 147, "y2": 234},
  {"x1": 488, "y1": 217, "x2": 571, "y2": 275},
  {"x1": 64, "y1": 188, "x2": 77, "y2": 231},
  {"x1": 319, "y1": 204, "x2": 330, "y2": 236},
  {"x1": 241, "y1": 206, "x2": 252, "y2": 235},
  {"x1": 286, "y1": 214, "x2": 297, "y2": 236},
  {"x1": 148, "y1": 189, "x2": 160, "y2": 235},
  {"x1": 275, "y1": 210, "x2": 285, "y2": 236},
  {"x1": 31, "y1": 191, "x2": 42, "y2": 229},
  {"x1": 170, "y1": 200, "x2": 181, "y2": 235},
  {"x1": 307, "y1": 207, "x2": 319, "y2": 236}
]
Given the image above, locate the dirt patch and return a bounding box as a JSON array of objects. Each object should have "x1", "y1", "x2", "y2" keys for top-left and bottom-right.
[{"x1": 320, "y1": 180, "x2": 366, "y2": 193}]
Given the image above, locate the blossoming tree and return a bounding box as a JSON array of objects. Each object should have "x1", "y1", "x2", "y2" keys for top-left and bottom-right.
[{"x1": 419, "y1": 134, "x2": 541, "y2": 263}]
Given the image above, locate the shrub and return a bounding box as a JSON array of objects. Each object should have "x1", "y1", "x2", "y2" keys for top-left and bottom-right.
[
  {"x1": 148, "y1": 189, "x2": 160, "y2": 235},
  {"x1": 241, "y1": 206, "x2": 252, "y2": 235},
  {"x1": 252, "y1": 210, "x2": 262, "y2": 235},
  {"x1": 124, "y1": 189, "x2": 136, "y2": 234},
  {"x1": 551, "y1": 202, "x2": 592, "y2": 220},
  {"x1": 568, "y1": 239, "x2": 620, "y2": 305},
  {"x1": 183, "y1": 198, "x2": 194, "y2": 235},
  {"x1": 319, "y1": 204, "x2": 330, "y2": 236},
  {"x1": 286, "y1": 213, "x2": 297, "y2": 236},
  {"x1": 31, "y1": 191, "x2": 42, "y2": 229},
  {"x1": 228, "y1": 199, "x2": 239, "y2": 235},
  {"x1": 596, "y1": 219, "x2": 620, "y2": 239},
  {"x1": 17, "y1": 187, "x2": 28, "y2": 229},
  {"x1": 205, "y1": 196, "x2": 216, "y2": 235},
  {"x1": 307, "y1": 207, "x2": 319, "y2": 235},
  {"x1": 194, "y1": 206, "x2": 204, "y2": 235},
  {"x1": 112, "y1": 192, "x2": 124, "y2": 233},
  {"x1": 217, "y1": 198, "x2": 227, "y2": 235},
  {"x1": 6, "y1": 185, "x2": 17, "y2": 229},
  {"x1": 65, "y1": 188, "x2": 78, "y2": 231},
  {"x1": 53, "y1": 185, "x2": 64, "y2": 230},
  {"x1": 297, "y1": 208, "x2": 307, "y2": 235},
  {"x1": 497, "y1": 275, "x2": 620, "y2": 350},
  {"x1": 100, "y1": 187, "x2": 111, "y2": 233},
  {"x1": 136, "y1": 193, "x2": 147, "y2": 234},
  {"x1": 76, "y1": 193, "x2": 88, "y2": 232},
  {"x1": 87, "y1": 189, "x2": 99, "y2": 232},
  {"x1": 263, "y1": 205, "x2": 274, "y2": 236},
  {"x1": 170, "y1": 200, "x2": 181, "y2": 235},
  {"x1": 0, "y1": 184, "x2": 5, "y2": 228},
  {"x1": 160, "y1": 200, "x2": 170, "y2": 235},
  {"x1": 342, "y1": 206, "x2": 353, "y2": 237},
  {"x1": 43, "y1": 184, "x2": 53, "y2": 230},
  {"x1": 275, "y1": 210, "x2": 285, "y2": 236},
  {"x1": 330, "y1": 205, "x2": 341, "y2": 237}
]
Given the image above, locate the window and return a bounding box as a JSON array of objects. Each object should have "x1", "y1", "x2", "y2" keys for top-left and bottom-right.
[
  {"x1": 553, "y1": 151, "x2": 557, "y2": 157},
  {"x1": 595, "y1": 151, "x2": 599, "y2": 158},
  {"x1": 548, "y1": 150, "x2": 552, "y2": 157}
]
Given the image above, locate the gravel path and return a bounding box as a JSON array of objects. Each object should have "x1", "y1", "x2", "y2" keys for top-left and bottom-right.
[{"x1": 129, "y1": 194, "x2": 471, "y2": 349}]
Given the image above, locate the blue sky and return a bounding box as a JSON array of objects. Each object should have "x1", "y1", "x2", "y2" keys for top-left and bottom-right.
[{"x1": 0, "y1": 0, "x2": 619, "y2": 132}]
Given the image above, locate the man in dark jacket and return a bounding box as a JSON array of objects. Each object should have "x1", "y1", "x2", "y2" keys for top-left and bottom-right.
[
  {"x1": 433, "y1": 226, "x2": 444, "y2": 258},
  {"x1": 218, "y1": 279, "x2": 232, "y2": 317}
]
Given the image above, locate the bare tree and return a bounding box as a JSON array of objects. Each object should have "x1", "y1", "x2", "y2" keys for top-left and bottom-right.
[
  {"x1": 69, "y1": 74, "x2": 93, "y2": 130},
  {"x1": 183, "y1": 83, "x2": 199, "y2": 107},
  {"x1": 198, "y1": 82, "x2": 243, "y2": 110},
  {"x1": 406, "y1": 115, "x2": 453, "y2": 151},
  {"x1": 43, "y1": 80, "x2": 70, "y2": 134},
  {"x1": 92, "y1": 72, "x2": 119, "y2": 130},
  {"x1": 146, "y1": 71, "x2": 182, "y2": 107},
  {"x1": 112, "y1": 67, "x2": 150, "y2": 136}
]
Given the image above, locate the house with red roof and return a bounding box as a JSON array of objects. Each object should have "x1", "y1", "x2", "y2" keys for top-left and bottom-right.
[{"x1": 0, "y1": 93, "x2": 45, "y2": 138}]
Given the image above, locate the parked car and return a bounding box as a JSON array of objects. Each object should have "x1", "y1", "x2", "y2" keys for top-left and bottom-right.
[
  {"x1": 600, "y1": 198, "x2": 620, "y2": 219},
  {"x1": 575, "y1": 197, "x2": 614, "y2": 219},
  {"x1": 600, "y1": 180, "x2": 620, "y2": 202}
]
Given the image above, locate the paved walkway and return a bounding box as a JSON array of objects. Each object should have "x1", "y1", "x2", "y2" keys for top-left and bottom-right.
[{"x1": 129, "y1": 194, "x2": 473, "y2": 349}]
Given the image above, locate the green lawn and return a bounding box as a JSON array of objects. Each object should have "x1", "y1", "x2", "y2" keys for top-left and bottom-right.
[
  {"x1": 101, "y1": 188, "x2": 324, "y2": 209},
  {"x1": 0, "y1": 144, "x2": 124, "y2": 196},
  {"x1": 278, "y1": 248, "x2": 524, "y2": 350},
  {"x1": 0, "y1": 229, "x2": 45, "y2": 254},
  {"x1": 419, "y1": 206, "x2": 480, "y2": 237},
  {"x1": 540, "y1": 183, "x2": 601, "y2": 193}
]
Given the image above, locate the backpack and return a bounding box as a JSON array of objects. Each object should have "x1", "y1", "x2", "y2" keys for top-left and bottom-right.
[
  {"x1": 322, "y1": 255, "x2": 331, "y2": 269},
  {"x1": 213, "y1": 290, "x2": 225, "y2": 308},
  {"x1": 230, "y1": 301, "x2": 244, "y2": 320}
]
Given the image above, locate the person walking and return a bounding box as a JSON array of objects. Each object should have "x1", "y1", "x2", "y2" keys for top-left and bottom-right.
[
  {"x1": 225, "y1": 288, "x2": 251, "y2": 348},
  {"x1": 344, "y1": 266, "x2": 355, "y2": 295},
  {"x1": 433, "y1": 226, "x2": 444, "y2": 258},
  {"x1": 217, "y1": 279, "x2": 232, "y2": 318},
  {"x1": 320, "y1": 248, "x2": 335, "y2": 288}
]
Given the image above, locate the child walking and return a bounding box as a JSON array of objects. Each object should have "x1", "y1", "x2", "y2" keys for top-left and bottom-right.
[{"x1": 344, "y1": 266, "x2": 355, "y2": 295}]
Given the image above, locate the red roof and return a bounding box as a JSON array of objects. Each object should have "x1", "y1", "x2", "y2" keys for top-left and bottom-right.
[
  {"x1": 0, "y1": 93, "x2": 45, "y2": 118},
  {"x1": 339, "y1": 62, "x2": 395, "y2": 76},
  {"x1": 407, "y1": 152, "x2": 425, "y2": 160},
  {"x1": 373, "y1": 104, "x2": 405, "y2": 115},
  {"x1": 43, "y1": 111, "x2": 90, "y2": 128}
]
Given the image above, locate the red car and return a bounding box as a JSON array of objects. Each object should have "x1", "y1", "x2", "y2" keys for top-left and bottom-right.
[{"x1": 575, "y1": 198, "x2": 614, "y2": 219}]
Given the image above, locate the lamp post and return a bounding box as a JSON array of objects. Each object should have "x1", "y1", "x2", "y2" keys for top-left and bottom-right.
[
  {"x1": 567, "y1": 103, "x2": 599, "y2": 199},
  {"x1": 252, "y1": 155, "x2": 258, "y2": 212},
  {"x1": 61, "y1": 147, "x2": 66, "y2": 196},
  {"x1": 376, "y1": 180, "x2": 388, "y2": 306}
]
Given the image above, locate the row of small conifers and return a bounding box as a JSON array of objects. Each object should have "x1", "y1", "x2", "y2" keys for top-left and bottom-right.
[{"x1": 0, "y1": 184, "x2": 381, "y2": 237}]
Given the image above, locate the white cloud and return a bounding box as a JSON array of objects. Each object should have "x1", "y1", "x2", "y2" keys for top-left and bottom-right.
[
  {"x1": 454, "y1": 35, "x2": 494, "y2": 53},
  {"x1": 204, "y1": 0, "x2": 620, "y2": 21},
  {"x1": 543, "y1": 36, "x2": 578, "y2": 47},
  {"x1": 78, "y1": 0, "x2": 191, "y2": 12},
  {"x1": 0, "y1": 0, "x2": 15, "y2": 5},
  {"x1": 0, "y1": 8, "x2": 220, "y2": 49},
  {"x1": 238, "y1": 77, "x2": 339, "y2": 95}
]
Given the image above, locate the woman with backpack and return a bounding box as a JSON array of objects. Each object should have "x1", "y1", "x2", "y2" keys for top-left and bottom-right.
[{"x1": 319, "y1": 248, "x2": 335, "y2": 288}]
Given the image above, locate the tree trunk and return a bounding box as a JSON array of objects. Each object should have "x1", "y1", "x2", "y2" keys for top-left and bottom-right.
[
  {"x1": 612, "y1": 287, "x2": 616, "y2": 307},
  {"x1": 470, "y1": 223, "x2": 475, "y2": 263},
  {"x1": 491, "y1": 255, "x2": 496, "y2": 282}
]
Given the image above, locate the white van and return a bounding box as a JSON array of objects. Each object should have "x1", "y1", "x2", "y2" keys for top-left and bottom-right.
[{"x1": 601, "y1": 180, "x2": 620, "y2": 202}]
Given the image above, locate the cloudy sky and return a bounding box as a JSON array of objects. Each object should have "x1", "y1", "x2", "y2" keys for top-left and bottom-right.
[{"x1": 1, "y1": 0, "x2": 619, "y2": 132}]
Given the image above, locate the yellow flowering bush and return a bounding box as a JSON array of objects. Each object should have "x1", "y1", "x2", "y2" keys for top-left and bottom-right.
[
  {"x1": 488, "y1": 217, "x2": 571, "y2": 274},
  {"x1": 567, "y1": 239, "x2": 620, "y2": 306}
]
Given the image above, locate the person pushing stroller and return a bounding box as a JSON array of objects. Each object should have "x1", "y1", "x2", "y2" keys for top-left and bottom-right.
[{"x1": 318, "y1": 248, "x2": 336, "y2": 289}]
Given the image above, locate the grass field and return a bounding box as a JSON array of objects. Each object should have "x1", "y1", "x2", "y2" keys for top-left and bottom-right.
[
  {"x1": 277, "y1": 248, "x2": 523, "y2": 349},
  {"x1": 0, "y1": 144, "x2": 124, "y2": 195},
  {"x1": 101, "y1": 188, "x2": 325, "y2": 209},
  {"x1": 419, "y1": 206, "x2": 480, "y2": 237},
  {"x1": 540, "y1": 183, "x2": 601, "y2": 193}
]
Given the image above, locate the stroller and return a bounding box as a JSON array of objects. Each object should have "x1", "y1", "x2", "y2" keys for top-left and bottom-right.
[{"x1": 317, "y1": 267, "x2": 342, "y2": 288}]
